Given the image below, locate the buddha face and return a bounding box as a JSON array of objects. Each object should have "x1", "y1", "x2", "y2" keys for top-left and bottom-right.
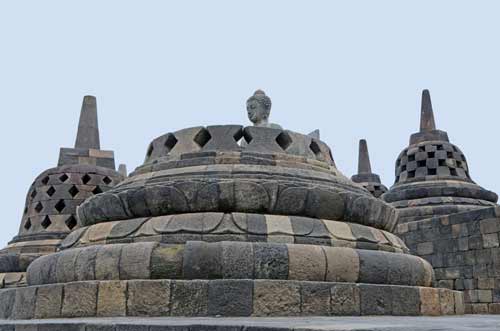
[{"x1": 246, "y1": 99, "x2": 268, "y2": 124}]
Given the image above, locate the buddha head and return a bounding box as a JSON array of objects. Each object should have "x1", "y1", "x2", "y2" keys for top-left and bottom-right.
[{"x1": 246, "y1": 90, "x2": 272, "y2": 126}]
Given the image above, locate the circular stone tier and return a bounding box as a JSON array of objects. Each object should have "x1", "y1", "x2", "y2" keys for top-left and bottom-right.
[{"x1": 4, "y1": 124, "x2": 463, "y2": 318}]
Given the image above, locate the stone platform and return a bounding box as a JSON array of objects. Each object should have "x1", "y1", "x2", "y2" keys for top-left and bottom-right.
[{"x1": 1, "y1": 316, "x2": 500, "y2": 331}]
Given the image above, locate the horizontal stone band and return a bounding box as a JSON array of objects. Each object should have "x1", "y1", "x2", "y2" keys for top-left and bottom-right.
[
  {"x1": 0, "y1": 279, "x2": 463, "y2": 319},
  {"x1": 61, "y1": 213, "x2": 408, "y2": 253},
  {"x1": 27, "y1": 241, "x2": 432, "y2": 287}
]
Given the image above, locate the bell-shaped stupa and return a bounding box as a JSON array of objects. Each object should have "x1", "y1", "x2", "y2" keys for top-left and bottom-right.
[
  {"x1": 351, "y1": 139, "x2": 388, "y2": 198},
  {"x1": 0, "y1": 90, "x2": 462, "y2": 319},
  {"x1": 0, "y1": 96, "x2": 124, "y2": 288},
  {"x1": 383, "y1": 90, "x2": 498, "y2": 226}
]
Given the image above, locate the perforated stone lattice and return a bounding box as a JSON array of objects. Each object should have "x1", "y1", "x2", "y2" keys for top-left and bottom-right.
[
  {"x1": 20, "y1": 170, "x2": 121, "y2": 235},
  {"x1": 395, "y1": 141, "x2": 470, "y2": 184}
]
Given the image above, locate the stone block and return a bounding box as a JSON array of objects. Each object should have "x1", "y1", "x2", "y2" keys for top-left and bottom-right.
[
  {"x1": 62, "y1": 282, "x2": 98, "y2": 317},
  {"x1": 127, "y1": 280, "x2": 170, "y2": 316},
  {"x1": 417, "y1": 242, "x2": 434, "y2": 255},
  {"x1": 489, "y1": 303, "x2": 500, "y2": 314},
  {"x1": 34, "y1": 284, "x2": 63, "y2": 319},
  {"x1": 359, "y1": 284, "x2": 392, "y2": 315},
  {"x1": 221, "y1": 242, "x2": 254, "y2": 279},
  {"x1": 358, "y1": 250, "x2": 388, "y2": 284},
  {"x1": 391, "y1": 286, "x2": 420, "y2": 316},
  {"x1": 480, "y1": 218, "x2": 500, "y2": 234},
  {"x1": 455, "y1": 291, "x2": 465, "y2": 315},
  {"x1": 254, "y1": 243, "x2": 288, "y2": 280},
  {"x1": 75, "y1": 246, "x2": 100, "y2": 281},
  {"x1": 324, "y1": 247, "x2": 359, "y2": 283},
  {"x1": 301, "y1": 282, "x2": 331, "y2": 315},
  {"x1": 483, "y1": 233, "x2": 499, "y2": 248},
  {"x1": 253, "y1": 280, "x2": 300, "y2": 316},
  {"x1": 97, "y1": 281, "x2": 127, "y2": 317},
  {"x1": 478, "y1": 289, "x2": 493, "y2": 303},
  {"x1": 420, "y1": 287, "x2": 441, "y2": 316},
  {"x1": 119, "y1": 242, "x2": 155, "y2": 280},
  {"x1": 472, "y1": 303, "x2": 489, "y2": 314},
  {"x1": 171, "y1": 280, "x2": 208, "y2": 316},
  {"x1": 439, "y1": 289, "x2": 455, "y2": 315},
  {"x1": 151, "y1": 244, "x2": 184, "y2": 279},
  {"x1": 183, "y1": 241, "x2": 222, "y2": 279},
  {"x1": 287, "y1": 244, "x2": 326, "y2": 281},
  {"x1": 330, "y1": 283, "x2": 360, "y2": 316},
  {"x1": 208, "y1": 279, "x2": 253, "y2": 316},
  {"x1": 12, "y1": 287, "x2": 37, "y2": 319},
  {"x1": 95, "y1": 244, "x2": 123, "y2": 280},
  {"x1": 0, "y1": 289, "x2": 15, "y2": 319}
]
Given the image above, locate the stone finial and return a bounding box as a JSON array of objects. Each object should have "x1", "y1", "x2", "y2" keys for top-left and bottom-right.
[
  {"x1": 75, "y1": 95, "x2": 100, "y2": 149},
  {"x1": 358, "y1": 139, "x2": 372, "y2": 174},
  {"x1": 420, "y1": 89, "x2": 436, "y2": 133},
  {"x1": 118, "y1": 164, "x2": 128, "y2": 177}
]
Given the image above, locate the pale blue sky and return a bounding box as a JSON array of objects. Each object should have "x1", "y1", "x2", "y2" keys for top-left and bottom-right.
[{"x1": 1, "y1": 1, "x2": 499, "y2": 246}]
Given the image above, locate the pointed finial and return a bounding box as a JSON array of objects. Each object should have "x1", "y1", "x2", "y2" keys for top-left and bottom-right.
[
  {"x1": 118, "y1": 164, "x2": 128, "y2": 177},
  {"x1": 420, "y1": 89, "x2": 436, "y2": 132},
  {"x1": 358, "y1": 139, "x2": 372, "y2": 174},
  {"x1": 75, "y1": 95, "x2": 100, "y2": 149},
  {"x1": 308, "y1": 129, "x2": 320, "y2": 140}
]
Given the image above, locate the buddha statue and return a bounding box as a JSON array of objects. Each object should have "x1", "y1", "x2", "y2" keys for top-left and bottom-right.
[{"x1": 246, "y1": 90, "x2": 282, "y2": 129}]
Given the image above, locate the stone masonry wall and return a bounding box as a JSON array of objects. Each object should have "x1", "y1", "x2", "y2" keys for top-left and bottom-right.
[{"x1": 398, "y1": 206, "x2": 500, "y2": 314}]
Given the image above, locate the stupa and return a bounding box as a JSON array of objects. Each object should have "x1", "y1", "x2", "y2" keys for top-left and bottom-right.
[
  {"x1": 0, "y1": 90, "x2": 461, "y2": 320},
  {"x1": 383, "y1": 90, "x2": 498, "y2": 227},
  {"x1": 0, "y1": 96, "x2": 123, "y2": 288},
  {"x1": 351, "y1": 139, "x2": 388, "y2": 198}
]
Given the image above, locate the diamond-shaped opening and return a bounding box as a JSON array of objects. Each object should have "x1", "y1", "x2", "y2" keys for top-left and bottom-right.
[
  {"x1": 54, "y1": 200, "x2": 66, "y2": 213},
  {"x1": 428, "y1": 168, "x2": 437, "y2": 176},
  {"x1": 193, "y1": 128, "x2": 212, "y2": 148},
  {"x1": 34, "y1": 202, "x2": 43, "y2": 213},
  {"x1": 243, "y1": 130, "x2": 253, "y2": 144},
  {"x1": 102, "y1": 176, "x2": 112, "y2": 185},
  {"x1": 65, "y1": 215, "x2": 77, "y2": 230},
  {"x1": 41, "y1": 216, "x2": 52, "y2": 229},
  {"x1": 92, "y1": 186, "x2": 103, "y2": 195},
  {"x1": 164, "y1": 134, "x2": 178, "y2": 153},
  {"x1": 24, "y1": 207, "x2": 28, "y2": 215},
  {"x1": 41, "y1": 176, "x2": 50, "y2": 185},
  {"x1": 30, "y1": 189, "x2": 37, "y2": 200},
  {"x1": 24, "y1": 218, "x2": 32, "y2": 230},
  {"x1": 68, "y1": 185, "x2": 79, "y2": 198},
  {"x1": 309, "y1": 140, "x2": 322, "y2": 157},
  {"x1": 276, "y1": 132, "x2": 292, "y2": 151},
  {"x1": 82, "y1": 174, "x2": 92, "y2": 185},
  {"x1": 233, "y1": 129, "x2": 244, "y2": 144},
  {"x1": 46, "y1": 186, "x2": 56, "y2": 197},
  {"x1": 59, "y1": 174, "x2": 69, "y2": 182}
]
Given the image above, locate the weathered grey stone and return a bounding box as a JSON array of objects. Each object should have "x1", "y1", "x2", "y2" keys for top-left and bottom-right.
[
  {"x1": 0, "y1": 289, "x2": 15, "y2": 319},
  {"x1": 127, "y1": 280, "x2": 170, "y2": 317},
  {"x1": 62, "y1": 282, "x2": 98, "y2": 317},
  {"x1": 221, "y1": 242, "x2": 254, "y2": 279},
  {"x1": 75, "y1": 245, "x2": 100, "y2": 281},
  {"x1": 151, "y1": 245, "x2": 184, "y2": 279},
  {"x1": 183, "y1": 241, "x2": 222, "y2": 279},
  {"x1": 97, "y1": 281, "x2": 127, "y2": 317},
  {"x1": 34, "y1": 284, "x2": 63, "y2": 319},
  {"x1": 253, "y1": 280, "x2": 300, "y2": 316},
  {"x1": 391, "y1": 286, "x2": 420, "y2": 316},
  {"x1": 95, "y1": 244, "x2": 123, "y2": 280},
  {"x1": 171, "y1": 280, "x2": 209, "y2": 316},
  {"x1": 301, "y1": 282, "x2": 331, "y2": 315},
  {"x1": 420, "y1": 287, "x2": 441, "y2": 316},
  {"x1": 119, "y1": 242, "x2": 156, "y2": 280},
  {"x1": 330, "y1": 283, "x2": 360, "y2": 316},
  {"x1": 253, "y1": 243, "x2": 288, "y2": 280},
  {"x1": 12, "y1": 287, "x2": 37, "y2": 319},
  {"x1": 324, "y1": 247, "x2": 359, "y2": 283},
  {"x1": 208, "y1": 280, "x2": 253, "y2": 316},
  {"x1": 359, "y1": 284, "x2": 392, "y2": 315},
  {"x1": 202, "y1": 125, "x2": 243, "y2": 151},
  {"x1": 358, "y1": 250, "x2": 389, "y2": 284}
]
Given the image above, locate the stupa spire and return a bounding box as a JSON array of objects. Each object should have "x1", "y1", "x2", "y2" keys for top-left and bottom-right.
[
  {"x1": 358, "y1": 139, "x2": 372, "y2": 174},
  {"x1": 420, "y1": 89, "x2": 436, "y2": 132},
  {"x1": 75, "y1": 95, "x2": 100, "y2": 149}
]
